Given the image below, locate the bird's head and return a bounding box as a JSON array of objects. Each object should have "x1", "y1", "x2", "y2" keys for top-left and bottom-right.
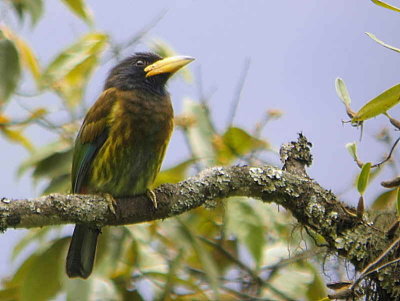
[{"x1": 104, "y1": 52, "x2": 194, "y2": 95}]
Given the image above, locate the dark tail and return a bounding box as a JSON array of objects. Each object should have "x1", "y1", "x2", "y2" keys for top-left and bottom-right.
[{"x1": 66, "y1": 224, "x2": 100, "y2": 278}]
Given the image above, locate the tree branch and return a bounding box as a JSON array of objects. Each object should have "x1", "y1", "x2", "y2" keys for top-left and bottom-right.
[
  {"x1": 0, "y1": 164, "x2": 322, "y2": 230},
  {"x1": 1, "y1": 134, "x2": 399, "y2": 297}
]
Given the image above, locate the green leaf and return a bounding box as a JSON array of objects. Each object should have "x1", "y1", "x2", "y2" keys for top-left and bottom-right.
[
  {"x1": 177, "y1": 219, "x2": 220, "y2": 299},
  {"x1": 6, "y1": 252, "x2": 39, "y2": 288},
  {"x1": 357, "y1": 162, "x2": 372, "y2": 195},
  {"x1": 94, "y1": 227, "x2": 133, "y2": 277},
  {"x1": 11, "y1": 228, "x2": 52, "y2": 261},
  {"x1": 18, "y1": 143, "x2": 72, "y2": 193},
  {"x1": 371, "y1": 0, "x2": 400, "y2": 13},
  {"x1": 345, "y1": 142, "x2": 358, "y2": 160},
  {"x1": 182, "y1": 99, "x2": 217, "y2": 167},
  {"x1": 0, "y1": 287, "x2": 18, "y2": 301},
  {"x1": 32, "y1": 149, "x2": 73, "y2": 179},
  {"x1": 1, "y1": 26, "x2": 41, "y2": 81},
  {"x1": 152, "y1": 159, "x2": 195, "y2": 188},
  {"x1": 11, "y1": 0, "x2": 43, "y2": 26},
  {"x1": 366, "y1": 32, "x2": 400, "y2": 53},
  {"x1": 158, "y1": 249, "x2": 184, "y2": 300},
  {"x1": 43, "y1": 174, "x2": 70, "y2": 194},
  {"x1": 262, "y1": 258, "x2": 314, "y2": 300},
  {"x1": 20, "y1": 238, "x2": 69, "y2": 301},
  {"x1": 65, "y1": 278, "x2": 92, "y2": 301},
  {"x1": 65, "y1": 277, "x2": 120, "y2": 301},
  {"x1": 396, "y1": 188, "x2": 400, "y2": 217},
  {"x1": 61, "y1": 0, "x2": 94, "y2": 25},
  {"x1": 226, "y1": 198, "x2": 265, "y2": 267},
  {"x1": 215, "y1": 127, "x2": 268, "y2": 165},
  {"x1": 54, "y1": 55, "x2": 98, "y2": 106},
  {"x1": 142, "y1": 271, "x2": 207, "y2": 298},
  {"x1": 335, "y1": 78, "x2": 351, "y2": 105},
  {"x1": 124, "y1": 224, "x2": 167, "y2": 274},
  {"x1": 41, "y1": 32, "x2": 108, "y2": 107},
  {"x1": 371, "y1": 189, "x2": 397, "y2": 210},
  {"x1": 351, "y1": 162, "x2": 381, "y2": 189},
  {"x1": 18, "y1": 141, "x2": 72, "y2": 177},
  {"x1": 352, "y1": 83, "x2": 400, "y2": 122},
  {"x1": 0, "y1": 36, "x2": 21, "y2": 105},
  {"x1": 306, "y1": 264, "x2": 327, "y2": 301}
]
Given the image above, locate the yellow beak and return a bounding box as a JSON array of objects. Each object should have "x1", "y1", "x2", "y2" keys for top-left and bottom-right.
[{"x1": 144, "y1": 55, "x2": 195, "y2": 78}]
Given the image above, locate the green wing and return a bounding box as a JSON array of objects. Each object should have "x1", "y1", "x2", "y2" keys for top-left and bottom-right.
[{"x1": 71, "y1": 88, "x2": 117, "y2": 193}]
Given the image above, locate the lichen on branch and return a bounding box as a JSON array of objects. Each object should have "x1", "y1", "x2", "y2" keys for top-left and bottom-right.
[{"x1": 1, "y1": 134, "x2": 399, "y2": 298}]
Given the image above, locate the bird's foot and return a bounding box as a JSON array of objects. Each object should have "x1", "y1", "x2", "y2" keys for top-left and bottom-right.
[
  {"x1": 101, "y1": 193, "x2": 117, "y2": 215},
  {"x1": 146, "y1": 189, "x2": 157, "y2": 209}
]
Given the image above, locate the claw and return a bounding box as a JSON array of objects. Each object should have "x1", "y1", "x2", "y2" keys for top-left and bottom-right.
[
  {"x1": 101, "y1": 193, "x2": 117, "y2": 215},
  {"x1": 146, "y1": 189, "x2": 157, "y2": 209}
]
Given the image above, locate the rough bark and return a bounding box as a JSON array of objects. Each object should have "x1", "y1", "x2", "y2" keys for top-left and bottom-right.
[{"x1": 1, "y1": 134, "x2": 399, "y2": 299}]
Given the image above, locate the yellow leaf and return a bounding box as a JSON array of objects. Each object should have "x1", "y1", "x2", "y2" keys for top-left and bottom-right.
[
  {"x1": 54, "y1": 55, "x2": 98, "y2": 106},
  {"x1": 14, "y1": 36, "x2": 41, "y2": 81},
  {"x1": 0, "y1": 114, "x2": 10, "y2": 123},
  {"x1": 352, "y1": 83, "x2": 400, "y2": 122},
  {"x1": 371, "y1": 0, "x2": 400, "y2": 12},
  {"x1": 152, "y1": 159, "x2": 195, "y2": 188},
  {"x1": 0, "y1": 127, "x2": 34, "y2": 151},
  {"x1": 27, "y1": 108, "x2": 47, "y2": 120},
  {"x1": 61, "y1": 0, "x2": 94, "y2": 25},
  {"x1": 41, "y1": 32, "x2": 108, "y2": 106},
  {"x1": 366, "y1": 32, "x2": 400, "y2": 53},
  {"x1": 371, "y1": 189, "x2": 397, "y2": 210}
]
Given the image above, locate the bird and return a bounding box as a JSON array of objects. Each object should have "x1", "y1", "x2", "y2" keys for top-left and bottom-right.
[{"x1": 66, "y1": 52, "x2": 194, "y2": 279}]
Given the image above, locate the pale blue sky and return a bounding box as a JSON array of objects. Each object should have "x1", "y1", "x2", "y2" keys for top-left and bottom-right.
[{"x1": 2, "y1": 0, "x2": 400, "y2": 278}]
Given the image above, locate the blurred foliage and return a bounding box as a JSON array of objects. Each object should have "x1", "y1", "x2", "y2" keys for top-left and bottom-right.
[
  {"x1": 10, "y1": 0, "x2": 399, "y2": 300},
  {"x1": 0, "y1": 30, "x2": 21, "y2": 105},
  {"x1": 40, "y1": 32, "x2": 108, "y2": 107}
]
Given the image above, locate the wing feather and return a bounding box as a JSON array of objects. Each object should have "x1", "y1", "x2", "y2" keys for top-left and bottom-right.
[{"x1": 71, "y1": 88, "x2": 117, "y2": 193}]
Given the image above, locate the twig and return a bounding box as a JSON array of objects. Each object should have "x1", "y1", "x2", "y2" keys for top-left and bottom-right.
[
  {"x1": 221, "y1": 286, "x2": 275, "y2": 301},
  {"x1": 381, "y1": 176, "x2": 400, "y2": 188},
  {"x1": 180, "y1": 127, "x2": 202, "y2": 173},
  {"x1": 226, "y1": 57, "x2": 251, "y2": 128},
  {"x1": 358, "y1": 257, "x2": 400, "y2": 284},
  {"x1": 372, "y1": 137, "x2": 400, "y2": 168},
  {"x1": 198, "y1": 236, "x2": 261, "y2": 284},
  {"x1": 350, "y1": 236, "x2": 400, "y2": 291},
  {"x1": 261, "y1": 247, "x2": 326, "y2": 271},
  {"x1": 159, "y1": 250, "x2": 184, "y2": 301},
  {"x1": 103, "y1": 9, "x2": 168, "y2": 63}
]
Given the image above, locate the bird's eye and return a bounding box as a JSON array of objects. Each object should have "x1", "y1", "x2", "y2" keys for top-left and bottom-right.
[{"x1": 135, "y1": 60, "x2": 145, "y2": 66}]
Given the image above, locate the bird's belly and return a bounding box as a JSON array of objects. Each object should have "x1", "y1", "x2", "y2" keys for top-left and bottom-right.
[{"x1": 88, "y1": 139, "x2": 166, "y2": 197}]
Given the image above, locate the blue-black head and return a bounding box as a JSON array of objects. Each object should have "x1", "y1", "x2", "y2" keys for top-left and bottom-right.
[{"x1": 104, "y1": 52, "x2": 194, "y2": 95}]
